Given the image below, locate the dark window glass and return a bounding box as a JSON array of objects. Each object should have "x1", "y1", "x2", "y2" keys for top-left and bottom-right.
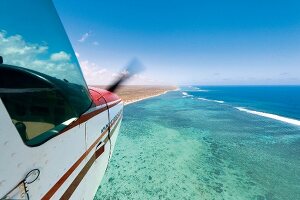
[
  {"x1": 0, "y1": 0, "x2": 92, "y2": 146},
  {"x1": 0, "y1": 65, "x2": 78, "y2": 146}
]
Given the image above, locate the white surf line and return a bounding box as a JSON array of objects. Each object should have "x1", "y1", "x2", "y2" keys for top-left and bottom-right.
[
  {"x1": 195, "y1": 87, "x2": 209, "y2": 92},
  {"x1": 182, "y1": 91, "x2": 193, "y2": 97},
  {"x1": 181, "y1": 88, "x2": 209, "y2": 92},
  {"x1": 198, "y1": 97, "x2": 209, "y2": 101},
  {"x1": 236, "y1": 107, "x2": 300, "y2": 126},
  {"x1": 198, "y1": 97, "x2": 224, "y2": 104},
  {"x1": 197, "y1": 89, "x2": 209, "y2": 92},
  {"x1": 213, "y1": 100, "x2": 224, "y2": 103}
]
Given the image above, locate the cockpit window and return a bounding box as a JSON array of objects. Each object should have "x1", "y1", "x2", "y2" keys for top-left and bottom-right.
[{"x1": 0, "y1": 0, "x2": 92, "y2": 146}]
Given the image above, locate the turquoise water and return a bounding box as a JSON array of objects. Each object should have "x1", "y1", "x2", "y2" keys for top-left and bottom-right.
[{"x1": 94, "y1": 88, "x2": 300, "y2": 200}]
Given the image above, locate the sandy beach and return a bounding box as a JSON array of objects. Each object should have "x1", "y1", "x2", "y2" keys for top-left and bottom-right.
[{"x1": 92, "y1": 85, "x2": 178, "y2": 105}]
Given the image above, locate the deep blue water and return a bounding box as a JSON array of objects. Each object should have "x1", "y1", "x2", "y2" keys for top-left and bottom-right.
[
  {"x1": 95, "y1": 86, "x2": 300, "y2": 200},
  {"x1": 188, "y1": 86, "x2": 300, "y2": 120}
]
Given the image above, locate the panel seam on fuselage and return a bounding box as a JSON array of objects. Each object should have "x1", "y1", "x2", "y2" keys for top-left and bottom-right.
[
  {"x1": 41, "y1": 111, "x2": 122, "y2": 200},
  {"x1": 59, "y1": 115, "x2": 122, "y2": 199},
  {"x1": 60, "y1": 100, "x2": 122, "y2": 134}
]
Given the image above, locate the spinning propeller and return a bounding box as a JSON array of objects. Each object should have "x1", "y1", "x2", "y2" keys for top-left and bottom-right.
[{"x1": 106, "y1": 58, "x2": 144, "y2": 93}]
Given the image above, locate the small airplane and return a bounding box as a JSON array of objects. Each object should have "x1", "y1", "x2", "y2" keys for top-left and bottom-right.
[{"x1": 0, "y1": 1, "x2": 142, "y2": 199}]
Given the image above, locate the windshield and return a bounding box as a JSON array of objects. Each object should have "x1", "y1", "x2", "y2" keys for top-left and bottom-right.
[
  {"x1": 0, "y1": 0, "x2": 92, "y2": 146},
  {"x1": 0, "y1": 0, "x2": 91, "y2": 112}
]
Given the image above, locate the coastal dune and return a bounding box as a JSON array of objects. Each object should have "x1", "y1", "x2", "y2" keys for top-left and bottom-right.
[{"x1": 92, "y1": 85, "x2": 177, "y2": 105}]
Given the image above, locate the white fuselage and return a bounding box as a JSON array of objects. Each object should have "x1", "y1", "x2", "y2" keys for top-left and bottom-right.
[{"x1": 0, "y1": 99, "x2": 123, "y2": 199}]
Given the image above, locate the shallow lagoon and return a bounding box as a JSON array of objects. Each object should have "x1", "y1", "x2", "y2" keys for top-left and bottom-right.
[{"x1": 95, "y1": 90, "x2": 300, "y2": 200}]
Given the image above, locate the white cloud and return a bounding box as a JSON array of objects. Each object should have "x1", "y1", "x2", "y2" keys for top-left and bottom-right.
[
  {"x1": 92, "y1": 41, "x2": 99, "y2": 46},
  {"x1": 79, "y1": 60, "x2": 156, "y2": 85},
  {"x1": 0, "y1": 30, "x2": 165, "y2": 86},
  {"x1": 0, "y1": 31, "x2": 48, "y2": 61},
  {"x1": 110, "y1": 71, "x2": 158, "y2": 85},
  {"x1": 78, "y1": 32, "x2": 90, "y2": 42},
  {"x1": 50, "y1": 51, "x2": 71, "y2": 61},
  {"x1": 111, "y1": 70, "x2": 128, "y2": 77},
  {"x1": 112, "y1": 72, "x2": 119, "y2": 78},
  {"x1": 125, "y1": 73, "x2": 158, "y2": 85},
  {"x1": 80, "y1": 60, "x2": 110, "y2": 85},
  {"x1": 0, "y1": 30, "x2": 81, "y2": 83}
]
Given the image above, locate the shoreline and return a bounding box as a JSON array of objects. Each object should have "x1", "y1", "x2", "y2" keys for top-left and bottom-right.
[
  {"x1": 91, "y1": 85, "x2": 178, "y2": 106},
  {"x1": 124, "y1": 90, "x2": 170, "y2": 106}
]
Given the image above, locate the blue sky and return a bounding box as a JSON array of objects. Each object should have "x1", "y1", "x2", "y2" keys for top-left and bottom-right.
[{"x1": 53, "y1": 0, "x2": 300, "y2": 85}]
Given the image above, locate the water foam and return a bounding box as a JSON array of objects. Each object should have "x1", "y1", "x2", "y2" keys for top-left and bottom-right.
[
  {"x1": 195, "y1": 87, "x2": 209, "y2": 92},
  {"x1": 182, "y1": 92, "x2": 193, "y2": 97},
  {"x1": 213, "y1": 100, "x2": 224, "y2": 104},
  {"x1": 236, "y1": 107, "x2": 300, "y2": 126},
  {"x1": 198, "y1": 98, "x2": 224, "y2": 104},
  {"x1": 197, "y1": 89, "x2": 209, "y2": 92}
]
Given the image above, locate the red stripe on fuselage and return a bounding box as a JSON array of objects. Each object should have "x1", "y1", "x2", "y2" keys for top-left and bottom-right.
[
  {"x1": 41, "y1": 113, "x2": 122, "y2": 200},
  {"x1": 60, "y1": 100, "x2": 121, "y2": 133}
]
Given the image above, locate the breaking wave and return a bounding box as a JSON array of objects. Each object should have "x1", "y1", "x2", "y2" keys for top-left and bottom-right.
[
  {"x1": 182, "y1": 92, "x2": 193, "y2": 97},
  {"x1": 195, "y1": 87, "x2": 209, "y2": 92},
  {"x1": 236, "y1": 107, "x2": 300, "y2": 126},
  {"x1": 197, "y1": 97, "x2": 224, "y2": 104}
]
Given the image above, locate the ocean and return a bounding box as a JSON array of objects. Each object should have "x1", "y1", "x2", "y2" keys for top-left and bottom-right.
[{"x1": 94, "y1": 86, "x2": 300, "y2": 200}]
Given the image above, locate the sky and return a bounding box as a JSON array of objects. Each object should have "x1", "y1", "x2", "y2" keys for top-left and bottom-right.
[{"x1": 53, "y1": 0, "x2": 300, "y2": 85}]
